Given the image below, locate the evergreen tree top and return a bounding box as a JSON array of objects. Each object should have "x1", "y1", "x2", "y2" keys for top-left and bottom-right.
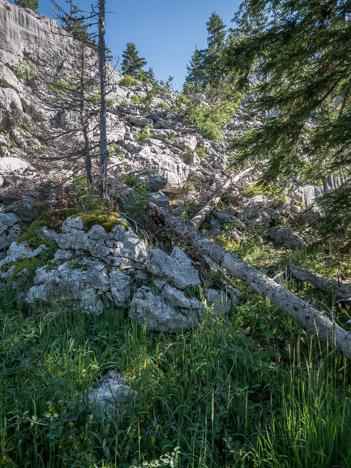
[
  {"x1": 14, "y1": 0, "x2": 39, "y2": 11},
  {"x1": 121, "y1": 42, "x2": 147, "y2": 79},
  {"x1": 206, "y1": 12, "x2": 226, "y2": 50}
]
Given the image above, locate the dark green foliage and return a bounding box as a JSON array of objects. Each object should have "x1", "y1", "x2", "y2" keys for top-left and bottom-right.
[
  {"x1": 14, "y1": 0, "x2": 38, "y2": 10},
  {"x1": 185, "y1": 12, "x2": 227, "y2": 91},
  {"x1": 184, "y1": 47, "x2": 207, "y2": 92},
  {"x1": 224, "y1": 0, "x2": 351, "y2": 249},
  {"x1": 56, "y1": 0, "x2": 91, "y2": 42},
  {"x1": 144, "y1": 67, "x2": 156, "y2": 84},
  {"x1": 121, "y1": 42, "x2": 147, "y2": 80}
]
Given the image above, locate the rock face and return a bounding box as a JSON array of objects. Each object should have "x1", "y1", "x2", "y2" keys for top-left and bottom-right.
[{"x1": 0, "y1": 0, "x2": 74, "y2": 63}]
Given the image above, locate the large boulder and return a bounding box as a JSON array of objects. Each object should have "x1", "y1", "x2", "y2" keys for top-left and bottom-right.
[
  {"x1": 129, "y1": 286, "x2": 202, "y2": 332},
  {"x1": 147, "y1": 247, "x2": 201, "y2": 290}
]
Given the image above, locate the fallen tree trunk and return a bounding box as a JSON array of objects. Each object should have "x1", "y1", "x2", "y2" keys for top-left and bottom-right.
[
  {"x1": 190, "y1": 168, "x2": 252, "y2": 231},
  {"x1": 290, "y1": 265, "x2": 351, "y2": 302},
  {"x1": 149, "y1": 203, "x2": 351, "y2": 360}
]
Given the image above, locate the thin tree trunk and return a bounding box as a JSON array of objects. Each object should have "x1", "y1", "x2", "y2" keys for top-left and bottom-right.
[
  {"x1": 79, "y1": 42, "x2": 93, "y2": 186},
  {"x1": 190, "y1": 168, "x2": 252, "y2": 230},
  {"x1": 98, "y1": 0, "x2": 108, "y2": 199},
  {"x1": 150, "y1": 203, "x2": 351, "y2": 360},
  {"x1": 290, "y1": 265, "x2": 351, "y2": 302}
]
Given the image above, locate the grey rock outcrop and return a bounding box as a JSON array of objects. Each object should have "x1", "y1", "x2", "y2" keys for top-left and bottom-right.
[
  {"x1": 43, "y1": 216, "x2": 148, "y2": 270},
  {"x1": 205, "y1": 288, "x2": 240, "y2": 314},
  {"x1": 147, "y1": 247, "x2": 201, "y2": 290},
  {"x1": 268, "y1": 226, "x2": 304, "y2": 251},
  {"x1": 0, "y1": 212, "x2": 21, "y2": 251},
  {"x1": 129, "y1": 286, "x2": 202, "y2": 332}
]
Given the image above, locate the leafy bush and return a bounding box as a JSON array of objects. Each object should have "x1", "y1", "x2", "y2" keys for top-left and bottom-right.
[
  {"x1": 157, "y1": 102, "x2": 170, "y2": 110},
  {"x1": 242, "y1": 184, "x2": 289, "y2": 202},
  {"x1": 119, "y1": 75, "x2": 141, "y2": 86},
  {"x1": 194, "y1": 146, "x2": 207, "y2": 158},
  {"x1": 182, "y1": 182, "x2": 196, "y2": 193},
  {"x1": 138, "y1": 127, "x2": 154, "y2": 142}
]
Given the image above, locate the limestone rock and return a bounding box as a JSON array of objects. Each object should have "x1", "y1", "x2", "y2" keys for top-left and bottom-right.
[
  {"x1": 26, "y1": 260, "x2": 110, "y2": 315},
  {"x1": 0, "y1": 157, "x2": 35, "y2": 178},
  {"x1": 147, "y1": 192, "x2": 170, "y2": 209},
  {"x1": 268, "y1": 226, "x2": 304, "y2": 251},
  {"x1": 130, "y1": 168, "x2": 168, "y2": 191},
  {"x1": 129, "y1": 286, "x2": 201, "y2": 331},
  {"x1": 147, "y1": 247, "x2": 201, "y2": 290},
  {"x1": 129, "y1": 115, "x2": 153, "y2": 127},
  {"x1": 108, "y1": 270, "x2": 131, "y2": 307},
  {"x1": 0, "y1": 88, "x2": 23, "y2": 130},
  {"x1": 0, "y1": 63, "x2": 23, "y2": 93},
  {"x1": 174, "y1": 135, "x2": 197, "y2": 152},
  {"x1": 204, "y1": 288, "x2": 240, "y2": 314},
  {"x1": 0, "y1": 212, "x2": 21, "y2": 251},
  {"x1": 89, "y1": 371, "x2": 136, "y2": 413}
]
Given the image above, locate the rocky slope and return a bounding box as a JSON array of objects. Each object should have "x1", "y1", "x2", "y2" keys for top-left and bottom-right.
[{"x1": 0, "y1": 0, "x2": 346, "y2": 305}]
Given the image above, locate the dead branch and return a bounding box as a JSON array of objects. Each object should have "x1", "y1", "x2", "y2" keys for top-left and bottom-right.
[
  {"x1": 290, "y1": 265, "x2": 351, "y2": 303},
  {"x1": 189, "y1": 167, "x2": 253, "y2": 231}
]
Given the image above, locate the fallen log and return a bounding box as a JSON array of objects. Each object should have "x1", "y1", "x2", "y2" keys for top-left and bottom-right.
[
  {"x1": 290, "y1": 265, "x2": 351, "y2": 302},
  {"x1": 189, "y1": 168, "x2": 252, "y2": 231},
  {"x1": 149, "y1": 203, "x2": 351, "y2": 360}
]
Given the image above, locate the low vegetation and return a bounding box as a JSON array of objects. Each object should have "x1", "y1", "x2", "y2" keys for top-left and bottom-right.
[{"x1": 1, "y1": 278, "x2": 351, "y2": 467}]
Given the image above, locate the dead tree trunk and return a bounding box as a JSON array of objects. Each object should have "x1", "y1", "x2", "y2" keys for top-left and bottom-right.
[
  {"x1": 79, "y1": 43, "x2": 93, "y2": 186},
  {"x1": 150, "y1": 203, "x2": 351, "y2": 360},
  {"x1": 190, "y1": 168, "x2": 252, "y2": 231},
  {"x1": 98, "y1": 0, "x2": 108, "y2": 199},
  {"x1": 290, "y1": 265, "x2": 351, "y2": 302}
]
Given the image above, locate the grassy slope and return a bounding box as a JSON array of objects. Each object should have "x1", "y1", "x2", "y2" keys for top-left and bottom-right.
[{"x1": 1, "y1": 275, "x2": 351, "y2": 467}]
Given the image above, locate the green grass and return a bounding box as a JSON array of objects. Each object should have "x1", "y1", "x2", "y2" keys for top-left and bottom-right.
[{"x1": 1, "y1": 281, "x2": 351, "y2": 467}]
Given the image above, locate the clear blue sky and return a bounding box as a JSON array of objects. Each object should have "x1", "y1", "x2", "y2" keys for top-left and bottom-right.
[{"x1": 35, "y1": 0, "x2": 241, "y2": 90}]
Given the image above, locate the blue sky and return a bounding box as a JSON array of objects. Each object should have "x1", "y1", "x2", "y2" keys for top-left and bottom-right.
[{"x1": 36, "y1": 0, "x2": 242, "y2": 90}]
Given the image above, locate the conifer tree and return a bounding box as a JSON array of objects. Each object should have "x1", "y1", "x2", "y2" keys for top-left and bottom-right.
[
  {"x1": 185, "y1": 12, "x2": 227, "y2": 91},
  {"x1": 204, "y1": 12, "x2": 227, "y2": 87},
  {"x1": 14, "y1": 0, "x2": 39, "y2": 10},
  {"x1": 224, "y1": 0, "x2": 351, "y2": 249},
  {"x1": 121, "y1": 42, "x2": 147, "y2": 80},
  {"x1": 144, "y1": 67, "x2": 156, "y2": 84},
  {"x1": 206, "y1": 12, "x2": 226, "y2": 51},
  {"x1": 184, "y1": 47, "x2": 206, "y2": 92},
  {"x1": 56, "y1": 0, "x2": 91, "y2": 42}
]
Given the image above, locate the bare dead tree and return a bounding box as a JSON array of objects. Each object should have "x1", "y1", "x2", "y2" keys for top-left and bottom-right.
[{"x1": 97, "y1": 0, "x2": 108, "y2": 199}]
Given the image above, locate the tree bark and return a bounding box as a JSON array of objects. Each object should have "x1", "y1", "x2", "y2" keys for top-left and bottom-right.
[
  {"x1": 189, "y1": 168, "x2": 252, "y2": 231},
  {"x1": 290, "y1": 265, "x2": 351, "y2": 302},
  {"x1": 150, "y1": 203, "x2": 351, "y2": 360},
  {"x1": 98, "y1": 0, "x2": 108, "y2": 199},
  {"x1": 79, "y1": 42, "x2": 93, "y2": 186}
]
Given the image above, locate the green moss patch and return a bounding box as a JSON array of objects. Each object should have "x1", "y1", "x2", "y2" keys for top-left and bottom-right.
[
  {"x1": 79, "y1": 211, "x2": 129, "y2": 232},
  {"x1": 30, "y1": 208, "x2": 78, "y2": 232}
]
